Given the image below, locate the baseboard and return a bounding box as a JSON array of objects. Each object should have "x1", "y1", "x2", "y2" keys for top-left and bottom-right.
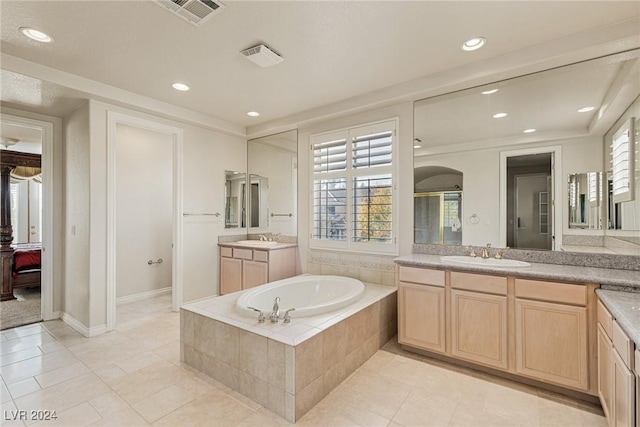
[
  {"x1": 61, "y1": 312, "x2": 106, "y2": 337},
  {"x1": 116, "y1": 286, "x2": 171, "y2": 305}
]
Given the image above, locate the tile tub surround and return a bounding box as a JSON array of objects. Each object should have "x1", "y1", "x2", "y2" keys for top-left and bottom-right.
[
  {"x1": 307, "y1": 250, "x2": 397, "y2": 286},
  {"x1": 595, "y1": 289, "x2": 640, "y2": 348},
  {"x1": 412, "y1": 243, "x2": 640, "y2": 271},
  {"x1": 396, "y1": 253, "x2": 640, "y2": 290},
  {"x1": 181, "y1": 283, "x2": 397, "y2": 422}
]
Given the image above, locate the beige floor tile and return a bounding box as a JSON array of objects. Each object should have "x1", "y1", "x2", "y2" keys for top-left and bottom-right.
[
  {"x1": 89, "y1": 392, "x2": 128, "y2": 417},
  {"x1": 152, "y1": 341, "x2": 180, "y2": 364},
  {"x1": 132, "y1": 385, "x2": 194, "y2": 423},
  {"x1": 116, "y1": 352, "x2": 164, "y2": 374},
  {"x1": 299, "y1": 396, "x2": 390, "y2": 427},
  {"x1": 109, "y1": 361, "x2": 184, "y2": 404},
  {"x1": 93, "y1": 365, "x2": 127, "y2": 384},
  {"x1": 2, "y1": 325, "x2": 46, "y2": 341},
  {"x1": 1, "y1": 379, "x2": 12, "y2": 404},
  {"x1": 152, "y1": 390, "x2": 255, "y2": 426},
  {"x1": 14, "y1": 373, "x2": 110, "y2": 416},
  {"x1": 236, "y1": 407, "x2": 293, "y2": 427},
  {"x1": 35, "y1": 362, "x2": 90, "y2": 389},
  {"x1": 0, "y1": 333, "x2": 56, "y2": 357},
  {"x1": 0, "y1": 349, "x2": 79, "y2": 385},
  {"x1": 391, "y1": 388, "x2": 457, "y2": 427},
  {"x1": 0, "y1": 347, "x2": 43, "y2": 368},
  {"x1": 30, "y1": 402, "x2": 101, "y2": 427},
  {"x1": 37, "y1": 342, "x2": 67, "y2": 355},
  {"x1": 88, "y1": 408, "x2": 149, "y2": 426},
  {"x1": 7, "y1": 378, "x2": 41, "y2": 400},
  {"x1": 0, "y1": 400, "x2": 25, "y2": 426}
]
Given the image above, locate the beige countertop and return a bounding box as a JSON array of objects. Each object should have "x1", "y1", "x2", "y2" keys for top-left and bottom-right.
[{"x1": 218, "y1": 241, "x2": 298, "y2": 250}]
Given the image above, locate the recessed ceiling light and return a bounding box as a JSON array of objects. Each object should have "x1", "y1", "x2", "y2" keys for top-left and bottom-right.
[
  {"x1": 481, "y1": 88, "x2": 499, "y2": 95},
  {"x1": 19, "y1": 27, "x2": 53, "y2": 43},
  {"x1": 413, "y1": 144, "x2": 422, "y2": 149},
  {"x1": 461, "y1": 37, "x2": 486, "y2": 51},
  {"x1": 492, "y1": 112, "x2": 508, "y2": 119},
  {"x1": 577, "y1": 106, "x2": 595, "y2": 113},
  {"x1": 172, "y1": 82, "x2": 190, "y2": 91},
  {"x1": 523, "y1": 128, "x2": 537, "y2": 134},
  {"x1": 246, "y1": 111, "x2": 260, "y2": 117}
]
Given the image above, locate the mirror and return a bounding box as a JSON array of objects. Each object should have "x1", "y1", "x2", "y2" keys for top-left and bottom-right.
[
  {"x1": 568, "y1": 172, "x2": 603, "y2": 230},
  {"x1": 414, "y1": 49, "x2": 640, "y2": 252},
  {"x1": 247, "y1": 130, "x2": 298, "y2": 237},
  {"x1": 224, "y1": 170, "x2": 246, "y2": 228}
]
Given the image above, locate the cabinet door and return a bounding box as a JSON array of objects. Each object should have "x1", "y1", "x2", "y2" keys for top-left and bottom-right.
[
  {"x1": 243, "y1": 260, "x2": 269, "y2": 289},
  {"x1": 515, "y1": 299, "x2": 588, "y2": 391},
  {"x1": 597, "y1": 324, "x2": 613, "y2": 422},
  {"x1": 612, "y1": 349, "x2": 635, "y2": 427},
  {"x1": 398, "y1": 282, "x2": 445, "y2": 353},
  {"x1": 220, "y1": 257, "x2": 242, "y2": 295},
  {"x1": 451, "y1": 289, "x2": 508, "y2": 370}
]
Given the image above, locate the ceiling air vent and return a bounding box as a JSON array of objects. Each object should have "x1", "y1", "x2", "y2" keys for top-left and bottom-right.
[
  {"x1": 240, "y1": 44, "x2": 284, "y2": 68},
  {"x1": 155, "y1": 0, "x2": 225, "y2": 26}
]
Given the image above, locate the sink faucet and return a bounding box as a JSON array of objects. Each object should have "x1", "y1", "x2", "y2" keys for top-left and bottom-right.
[
  {"x1": 259, "y1": 234, "x2": 268, "y2": 241},
  {"x1": 481, "y1": 243, "x2": 491, "y2": 259},
  {"x1": 270, "y1": 297, "x2": 281, "y2": 323}
]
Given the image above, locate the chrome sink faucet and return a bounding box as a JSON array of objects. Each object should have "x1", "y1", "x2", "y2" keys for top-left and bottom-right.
[
  {"x1": 481, "y1": 243, "x2": 491, "y2": 259},
  {"x1": 259, "y1": 234, "x2": 268, "y2": 241},
  {"x1": 270, "y1": 297, "x2": 281, "y2": 323}
]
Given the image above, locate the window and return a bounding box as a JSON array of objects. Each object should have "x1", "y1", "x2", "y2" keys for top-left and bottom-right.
[
  {"x1": 10, "y1": 182, "x2": 20, "y2": 242},
  {"x1": 611, "y1": 118, "x2": 635, "y2": 204},
  {"x1": 311, "y1": 119, "x2": 397, "y2": 253}
]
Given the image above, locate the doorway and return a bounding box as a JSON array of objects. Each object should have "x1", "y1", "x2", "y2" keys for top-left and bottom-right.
[
  {"x1": 0, "y1": 114, "x2": 54, "y2": 329},
  {"x1": 106, "y1": 112, "x2": 183, "y2": 331},
  {"x1": 500, "y1": 147, "x2": 561, "y2": 250}
]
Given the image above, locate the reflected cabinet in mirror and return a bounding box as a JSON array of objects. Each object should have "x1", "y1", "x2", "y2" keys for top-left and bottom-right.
[
  {"x1": 414, "y1": 49, "x2": 640, "y2": 254},
  {"x1": 247, "y1": 130, "x2": 298, "y2": 237}
]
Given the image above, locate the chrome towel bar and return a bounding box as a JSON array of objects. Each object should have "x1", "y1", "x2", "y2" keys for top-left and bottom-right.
[
  {"x1": 148, "y1": 258, "x2": 163, "y2": 265},
  {"x1": 183, "y1": 212, "x2": 221, "y2": 217}
]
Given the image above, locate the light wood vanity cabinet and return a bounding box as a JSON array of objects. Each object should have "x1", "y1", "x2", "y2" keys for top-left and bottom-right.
[
  {"x1": 397, "y1": 265, "x2": 598, "y2": 397},
  {"x1": 596, "y1": 299, "x2": 637, "y2": 427},
  {"x1": 398, "y1": 267, "x2": 446, "y2": 353},
  {"x1": 514, "y1": 279, "x2": 589, "y2": 391},
  {"x1": 219, "y1": 244, "x2": 296, "y2": 295},
  {"x1": 450, "y1": 272, "x2": 508, "y2": 370}
]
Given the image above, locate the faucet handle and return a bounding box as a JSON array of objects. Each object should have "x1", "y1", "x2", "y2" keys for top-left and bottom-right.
[
  {"x1": 466, "y1": 246, "x2": 477, "y2": 258},
  {"x1": 283, "y1": 308, "x2": 295, "y2": 323},
  {"x1": 495, "y1": 247, "x2": 509, "y2": 259},
  {"x1": 247, "y1": 307, "x2": 265, "y2": 323}
]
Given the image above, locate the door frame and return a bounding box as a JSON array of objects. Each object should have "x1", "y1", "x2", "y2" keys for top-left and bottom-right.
[
  {"x1": 499, "y1": 145, "x2": 562, "y2": 250},
  {"x1": 106, "y1": 112, "x2": 183, "y2": 331},
  {"x1": 0, "y1": 113, "x2": 54, "y2": 321}
]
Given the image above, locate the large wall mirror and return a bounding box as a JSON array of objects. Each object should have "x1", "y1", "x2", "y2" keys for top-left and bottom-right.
[
  {"x1": 247, "y1": 129, "x2": 298, "y2": 238},
  {"x1": 224, "y1": 170, "x2": 246, "y2": 228},
  {"x1": 414, "y1": 49, "x2": 640, "y2": 254}
]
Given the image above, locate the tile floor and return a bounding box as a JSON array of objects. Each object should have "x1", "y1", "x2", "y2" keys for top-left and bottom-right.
[{"x1": 1, "y1": 294, "x2": 607, "y2": 426}]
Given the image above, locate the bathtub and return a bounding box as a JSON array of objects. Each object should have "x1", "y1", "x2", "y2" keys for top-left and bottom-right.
[{"x1": 236, "y1": 274, "x2": 365, "y2": 318}]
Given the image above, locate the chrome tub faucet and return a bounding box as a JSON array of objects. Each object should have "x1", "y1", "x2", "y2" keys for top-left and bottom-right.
[{"x1": 270, "y1": 297, "x2": 281, "y2": 323}]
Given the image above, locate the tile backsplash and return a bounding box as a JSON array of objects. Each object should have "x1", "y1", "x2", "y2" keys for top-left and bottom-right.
[{"x1": 306, "y1": 250, "x2": 396, "y2": 286}]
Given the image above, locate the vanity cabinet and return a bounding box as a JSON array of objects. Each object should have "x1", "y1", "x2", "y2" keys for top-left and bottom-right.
[
  {"x1": 398, "y1": 267, "x2": 446, "y2": 353},
  {"x1": 450, "y1": 272, "x2": 508, "y2": 370},
  {"x1": 514, "y1": 279, "x2": 589, "y2": 391},
  {"x1": 597, "y1": 298, "x2": 637, "y2": 427},
  {"x1": 397, "y1": 265, "x2": 599, "y2": 398},
  {"x1": 219, "y1": 244, "x2": 297, "y2": 295}
]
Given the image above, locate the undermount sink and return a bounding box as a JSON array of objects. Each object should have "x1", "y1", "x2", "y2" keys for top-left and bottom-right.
[
  {"x1": 236, "y1": 240, "x2": 279, "y2": 247},
  {"x1": 440, "y1": 255, "x2": 531, "y2": 268}
]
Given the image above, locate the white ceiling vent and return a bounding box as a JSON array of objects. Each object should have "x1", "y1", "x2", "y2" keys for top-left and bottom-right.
[
  {"x1": 240, "y1": 44, "x2": 284, "y2": 68},
  {"x1": 155, "y1": 0, "x2": 225, "y2": 26}
]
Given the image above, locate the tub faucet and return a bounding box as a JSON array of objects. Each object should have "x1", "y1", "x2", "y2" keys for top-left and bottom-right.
[
  {"x1": 481, "y1": 243, "x2": 491, "y2": 259},
  {"x1": 270, "y1": 297, "x2": 281, "y2": 323},
  {"x1": 259, "y1": 234, "x2": 268, "y2": 241}
]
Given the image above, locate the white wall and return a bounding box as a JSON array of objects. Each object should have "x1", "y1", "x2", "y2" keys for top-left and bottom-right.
[
  {"x1": 64, "y1": 101, "x2": 91, "y2": 326},
  {"x1": 115, "y1": 124, "x2": 173, "y2": 298}
]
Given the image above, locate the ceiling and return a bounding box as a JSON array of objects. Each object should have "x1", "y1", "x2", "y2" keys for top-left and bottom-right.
[{"x1": 1, "y1": 1, "x2": 639, "y2": 132}]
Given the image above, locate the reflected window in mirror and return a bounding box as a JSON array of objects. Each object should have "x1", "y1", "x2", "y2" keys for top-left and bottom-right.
[{"x1": 568, "y1": 172, "x2": 603, "y2": 230}]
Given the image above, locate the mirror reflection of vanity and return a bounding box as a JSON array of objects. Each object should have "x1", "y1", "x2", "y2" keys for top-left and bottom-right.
[
  {"x1": 413, "y1": 49, "x2": 640, "y2": 255},
  {"x1": 247, "y1": 129, "x2": 298, "y2": 238}
]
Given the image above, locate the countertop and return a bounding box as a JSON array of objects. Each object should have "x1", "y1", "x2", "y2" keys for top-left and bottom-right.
[
  {"x1": 218, "y1": 241, "x2": 298, "y2": 250},
  {"x1": 394, "y1": 254, "x2": 640, "y2": 289},
  {"x1": 596, "y1": 289, "x2": 640, "y2": 348}
]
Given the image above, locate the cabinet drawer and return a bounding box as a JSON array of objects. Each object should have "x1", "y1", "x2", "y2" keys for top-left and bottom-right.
[
  {"x1": 515, "y1": 279, "x2": 586, "y2": 306},
  {"x1": 451, "y1": 272, "x2": 507, "y2": 295},
  {"x1": 233, "y1": 248, "x2": 253, "y2": 260},
  {"x1": 253, "y1": 250, "x2": 268, "y2": 262},
  {"x1": 597, "y1": 299, "x2": 613, "y2": 340},
  {"x1": 612, "y1": 320, "x2": 634, "y2": 370},
  {"x1": 398, "y1": 266, "x2": 444, "y2": 287},
  {"x1": 220, "y1": 246, "x2": 233, "y2": 258}
]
